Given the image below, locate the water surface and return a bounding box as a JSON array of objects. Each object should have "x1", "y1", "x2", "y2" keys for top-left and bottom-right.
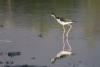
[{"x1": 0, "y1": 0, "x2": 100, "y2": 67}]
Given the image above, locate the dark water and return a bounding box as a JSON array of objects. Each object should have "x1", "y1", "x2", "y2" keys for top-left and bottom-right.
[{"x1": 0, "y1": 0, "x2": 100, "y2": 67}]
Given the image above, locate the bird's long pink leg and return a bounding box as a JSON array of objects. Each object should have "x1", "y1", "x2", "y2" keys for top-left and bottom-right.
[
  {"x1": 63, "y1": 25, "x2": 66, "y2": 51},
  {"x1": 66, "y1": 24, "x2": 72, "y2": 51}
]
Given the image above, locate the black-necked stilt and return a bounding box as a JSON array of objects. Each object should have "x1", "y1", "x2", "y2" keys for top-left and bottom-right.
[
  {"x1": 51, "y1": 13, "x2": 73, "y2": 51},
  {"x1": 51, "y1": 50, "x2": 72, "y2": 63},
  {"x1": 51, "y1": 13, "x2": 73, "y2": 25}
]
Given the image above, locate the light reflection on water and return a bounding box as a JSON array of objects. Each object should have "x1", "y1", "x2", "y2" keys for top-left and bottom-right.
[{"x1": 0, "y1": 0, "x2": 100, "y2": 67}]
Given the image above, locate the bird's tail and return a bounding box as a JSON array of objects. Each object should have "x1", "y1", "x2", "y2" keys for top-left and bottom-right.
[{"x1": 72, "y1": 20, "x2": 78, "y2": 22}]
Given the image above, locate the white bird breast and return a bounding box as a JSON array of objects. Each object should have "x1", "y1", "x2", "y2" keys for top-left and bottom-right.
[{"x1": 56, "y1": 19, "x2": 73, "y2": 25}]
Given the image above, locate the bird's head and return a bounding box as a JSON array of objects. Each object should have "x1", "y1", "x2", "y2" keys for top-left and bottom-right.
[{"x1": 51, "y1": 13, "x2": 56, "y2": 19}]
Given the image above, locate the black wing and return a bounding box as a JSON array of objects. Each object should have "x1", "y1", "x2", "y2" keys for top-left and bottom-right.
[{"x1": 60, "y1": 17, "x2": 72, "y2": 22}]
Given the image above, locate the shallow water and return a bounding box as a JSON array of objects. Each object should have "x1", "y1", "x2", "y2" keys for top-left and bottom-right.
[{"x1": 0, "y1": 0, "x2": 100, "y2": 67}]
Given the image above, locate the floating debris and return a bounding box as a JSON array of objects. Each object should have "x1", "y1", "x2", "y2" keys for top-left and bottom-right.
[
  {"x1": 38, "y1": 34, "x2": 43, "y2": 38},
  {"x1": 8, "y1": 52, "x2": 21, "y2": 57},
  {"x1": 30, "y1": 56, "x2": 36, "y2": 60}
]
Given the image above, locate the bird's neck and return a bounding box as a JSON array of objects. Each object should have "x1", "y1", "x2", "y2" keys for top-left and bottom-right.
[
  {"x1": 56, "y1": 16, "x2": 59, "y2": 19},
  {"x1": 53, "y1": 15, "x2": 59, "y2": 19}
]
